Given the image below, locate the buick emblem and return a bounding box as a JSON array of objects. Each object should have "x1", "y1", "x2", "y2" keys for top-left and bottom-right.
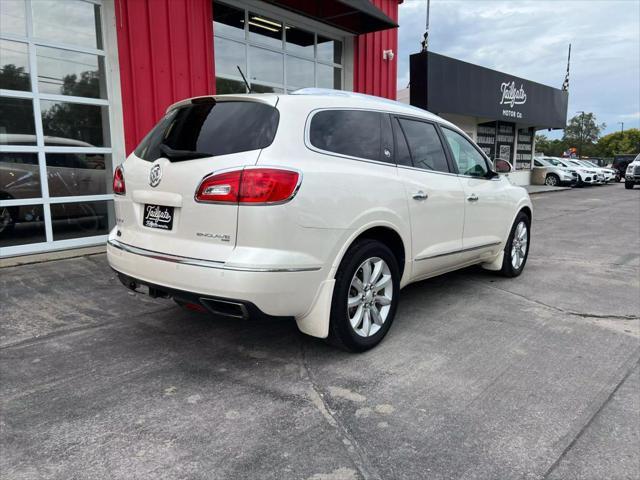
[{"x1": 149, "y1": 164, "x2": 162, "y2": 187}]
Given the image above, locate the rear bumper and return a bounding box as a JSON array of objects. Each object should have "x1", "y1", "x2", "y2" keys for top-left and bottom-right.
[{"x1": 107, "y1": 238, "x2": 326, "y2": 318}]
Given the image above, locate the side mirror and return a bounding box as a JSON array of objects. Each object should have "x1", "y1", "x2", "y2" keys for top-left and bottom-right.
[{"x1": 494, "y1": 158, "x2": 514, "y2": 174}]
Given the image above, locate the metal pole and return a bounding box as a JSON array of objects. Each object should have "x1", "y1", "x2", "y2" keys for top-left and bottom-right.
[
  {"x1": 576, "y1": 111, "x2": 585, "y2": 159},
  {"x1": 618, "y1": 122, "x2": 624, "y2": 134}
]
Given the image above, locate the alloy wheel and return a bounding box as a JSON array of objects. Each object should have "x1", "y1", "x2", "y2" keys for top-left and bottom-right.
[
  {"x1": 347, "y1": 257, "x2": 393, "y2": 337},
  {"x1": 545, "y1": 175, "x2": 558, "y2": 186},
  {"x1": 511, "y1": 221, "x2": 528, "y2": 270}
]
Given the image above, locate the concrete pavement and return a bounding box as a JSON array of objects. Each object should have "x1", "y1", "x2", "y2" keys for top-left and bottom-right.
[{"x1": 1, "y1": 183, "x2": 639, "y2": 479}]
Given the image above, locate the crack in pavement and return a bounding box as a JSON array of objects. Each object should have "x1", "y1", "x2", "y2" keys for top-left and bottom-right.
[
  {"x1": 541, "y1": 356, "x2": 640, "y2": 480},
  {"x1": 476, "y1": 280, "x2": 640, "y2": 321},
  {"x1": 298, "y1": 340, "x2": 381, "y2": 480}
]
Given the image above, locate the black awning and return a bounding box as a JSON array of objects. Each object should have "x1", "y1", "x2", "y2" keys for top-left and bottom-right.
[{"x1": 262, "y1": 0, "x2": 397, "y2": 35}]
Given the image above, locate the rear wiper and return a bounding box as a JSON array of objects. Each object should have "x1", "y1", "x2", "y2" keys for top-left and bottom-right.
[{"x1": 159, "y1": 143, "x2": 211, "y2": 161}]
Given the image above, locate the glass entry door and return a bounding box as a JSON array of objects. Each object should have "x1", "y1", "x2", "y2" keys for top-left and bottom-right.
[{"x1": 0, "y1": 0, "x2": 117, "y2": 257}]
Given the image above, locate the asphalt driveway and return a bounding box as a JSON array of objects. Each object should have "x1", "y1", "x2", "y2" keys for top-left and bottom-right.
[{"x1": 1, "y1": 183, "x2": 639, "y2": 480}]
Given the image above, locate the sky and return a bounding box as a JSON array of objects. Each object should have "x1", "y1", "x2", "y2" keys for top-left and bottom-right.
[{"x1": 397, "y1": 0, "x2": 640, "y2": 139}]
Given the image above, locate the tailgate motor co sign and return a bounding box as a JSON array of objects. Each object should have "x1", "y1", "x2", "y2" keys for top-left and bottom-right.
[{"x1": 500, "y1": 81, "x2": 527, "y2": 119}]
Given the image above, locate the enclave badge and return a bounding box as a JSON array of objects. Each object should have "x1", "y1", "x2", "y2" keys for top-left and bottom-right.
[{"x1": 149, "y1": 164, "x2": 162, "y2": 187}]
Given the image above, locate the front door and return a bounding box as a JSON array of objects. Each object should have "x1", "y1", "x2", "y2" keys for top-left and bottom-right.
[
  {"x1": 440, "y1": 127, "x2": 512, "y2": 254},
  {"x1": 393, "y1": 117, "x2": 465, "y2": 279}
]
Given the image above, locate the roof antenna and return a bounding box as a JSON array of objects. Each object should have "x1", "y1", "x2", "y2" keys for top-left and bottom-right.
[
  {"x1": 420, "y1": 0, "x2": 431, "y2": 52},
  {"x1": 237, "y1": 65, "x2": 252, "y2": 93}
]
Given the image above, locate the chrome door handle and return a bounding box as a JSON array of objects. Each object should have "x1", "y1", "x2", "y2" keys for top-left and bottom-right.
[
  {"x1": 467, "y1": 194, "x2": 479, "y2": 202},
  {"x1": 412, "y1": 191, "x2": 428, "y2": 201}
]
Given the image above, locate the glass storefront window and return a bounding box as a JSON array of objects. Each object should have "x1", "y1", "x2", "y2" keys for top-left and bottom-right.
[
  {"x1": 0, "y1": 0, "x2": 27, "y2": 37},
  {"x1": 51, "y1": 200, "x2": 112, "y2": 241},
  {"x1": 0, "y1": 40, "x2": 31, "y2": 91},
  {"x1": 32, "y1": 0, "x2": 103, "y2": 50},
  {"x1": 41, "y1": 100, "x2": 110, "y2": 147},
  {"x1": 46, "y1": 153, "x2": 111, "y2": 197},
  {"x1": 317, "y1": 64, "x2": 341, "y2": 89},
  {"x1": 0, "y1": 153, "x2": 41, "y2": 199},
  {"x1": 249, "y1": 47, "x2": 283, "y2": 84},
  {"x1": 317, "y1": 35, "x2": 342, "y2": 64},
  {"x1": 248, "y1": 12, "x2": 283, "y2": 49},
  {"x1": 0, "y1": 204, "x2": 46, "y2": 247},
  {"x1": 286, "y1": 27, "x2": 314, "y2": 58},
  {"x1": 213, "y1": 1, "x2": 343, "y2": 93},
  {"x1": 286, "y1": 56, "x2": 314, "y2": 89},
  {"x1": 0, "y1": 0, "x2": 115, "y2": 256},
  {"x1": 214, "y1": 2, "x2": 245, "y2": 40},
  {"x1": 214, "y1": 37, "x2": 246, "y2": 78},
  {"x1": 0, "y1": 97, "x2": 36, "y2": 144},
  {"x1": 36, "y1": 46, "x2": 107, "y2": 99}
]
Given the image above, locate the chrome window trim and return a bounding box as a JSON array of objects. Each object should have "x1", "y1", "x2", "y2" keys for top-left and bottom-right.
[
  {"x1": 415, "y1": 241, "x2": 502, "y2": 262},
  {"x1": 108, "y1": 239, "x2": 321, "y2": 272}
]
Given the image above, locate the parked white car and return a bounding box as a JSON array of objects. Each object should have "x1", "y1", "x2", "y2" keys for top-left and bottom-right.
[
  {"x1": 533, "y1": 157, "x2": 578, "y2": 186},
  {"x1": 625, "y1": 154, "x2": 640, "y2": 189},
  {"x1": 547, "y1": 157, "x2": 600, "y2": 185},
  {"x1": 578, "y1": 160, "x2": 616, "y2": 182},
  {"x1": 107, "y1": 90, "x2": 533, "y2": 351}
]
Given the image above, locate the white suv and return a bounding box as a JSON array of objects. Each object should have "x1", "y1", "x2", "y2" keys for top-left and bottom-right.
[{"x1": 108, "y1": 90, "x2": 532, "y2": 351}]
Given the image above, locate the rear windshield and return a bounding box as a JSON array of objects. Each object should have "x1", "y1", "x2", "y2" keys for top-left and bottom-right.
[{"x1": 134, "y1": 100, "x2": 279, "y2": 162}]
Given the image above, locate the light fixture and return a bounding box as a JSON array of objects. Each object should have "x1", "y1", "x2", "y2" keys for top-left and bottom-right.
[
  {"x1": 383, "y1": 49, "x2": 394, "y2": 61},
  {"x1": 251, "y1": 16, "x2": 282, "y2": 28}
]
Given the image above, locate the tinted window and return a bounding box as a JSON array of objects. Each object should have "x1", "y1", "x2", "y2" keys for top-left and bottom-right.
[
  {"x1": 398, "y1": 119, "x2": 449, "y2": 173},
  {"x1": 442, "y1": 128, "x2": 489, "y2": 177},
  {"x1": 310, "y1": 110, "x2": 382, "y2": 161},
  {"x1": 135, "y1": 101, "x2": 279, "y2": 162},
  {"x1": 393, "y1": 118, "x2": 412, "y2": 166}
]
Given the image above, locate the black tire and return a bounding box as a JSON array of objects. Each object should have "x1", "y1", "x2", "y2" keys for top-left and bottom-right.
[
  {"x1": 0, "y1": 205, "x2": 16, "y2": 238},
  {"x1": 500, "y1": 211, "x2": 531, "y2": 278},
  {"x1": 545, "y1": 174, "x2": 559, "y2": 186},
  {"x1": 625, "y1": 182, "x2": 634, "y2": 190},
  {"x1": 328, "y1": 239, "x2": 400, "y2": 352}
]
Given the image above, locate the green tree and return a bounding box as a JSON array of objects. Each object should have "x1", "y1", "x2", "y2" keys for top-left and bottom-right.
[
  {"x1": 535, "y1": 134, "x2": 568, "y2": 157},
  {"x1": 0, "y1": 63, "x2": 30, "y2": 91},
  {"x1": 596, "y1": 129, "x2": 640, "y2": 157},
  {"x1": 563, "y1": 112, "x2": 605, "y2": 144}
]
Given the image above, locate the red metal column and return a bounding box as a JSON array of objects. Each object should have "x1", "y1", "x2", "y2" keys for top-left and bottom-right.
[
  {"x1": 115, "y1": 0, "x2": 215, "y2": 154},
  {"x1": 353, "y1": 0, "x2": 400, "y2": 100}
]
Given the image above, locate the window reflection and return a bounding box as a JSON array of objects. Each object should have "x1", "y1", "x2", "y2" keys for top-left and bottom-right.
[
  {"x1": 46, "y1": 153, "x2": 110, "y2": 197},
  {"x1": 40, "y1": 100, "x2": 110, "y2": 147},
  {"x1": 51, "y1": 200, "x2": 112, "y2": 240},
  {"x1": 214, "y1": 37, "x2": 246, "y2": 77},
  {"x1": 317, "y1": 64, "x2": 341, "y2": 89},
  {"x1": 249, "y1": 47, "x2": 283, "y2": 84},
  {"x1": 317, "y1": 35, "x2": 342, "y2": 64},
  {"x1": 0, "y1": 97, "x2": 36, "y2": 144},
  {"x1": 248, "y1": 12, "x2": 282, "y2": 48},
  {"x1": 0, "y1": 203, "x2": 46, "y2": 247},
  {"x1": 32, "y1": 0, "x2": 103, "y2": 49},
  {"x1": 287, "y1": 56, "x2": 314, "y2": 88},
  {"x1": 214, "y1": 2, "x2": 245, "y2": 40},
  {"x1": 0, "y1": 0, "x2": 27, "y2": 37},
  {"x1": 251, "y1": 84, "x2": 283, "y2": 93},
  {"x1": 0, "y1": 153, "x2": 40, "y2": 200},
  {"x1": 37, "y1": 46, "x2": 106, "y2": 99},
  {"x1": 286, "y1": 27, "x2": 314, "y2": 57},
  {"x1": 0, "y1": 40, "x2": 30, "y2": 91},
  {"x1": 216, "y1": 77, "x2": 247, "y2": 94}
]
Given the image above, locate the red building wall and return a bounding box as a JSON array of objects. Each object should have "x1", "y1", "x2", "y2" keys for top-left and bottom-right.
[
  {"x1": 115, "y1": 0, "x2": 400, "y2": 154},
  {"x1": 114, "y1": 0, "x2": 215, "y2": 154},
  {"x1": 353, "y1": 0, "x2": 400, "y2": 100}
]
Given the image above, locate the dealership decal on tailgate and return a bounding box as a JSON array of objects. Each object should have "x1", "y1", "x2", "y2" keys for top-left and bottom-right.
[{"x1": 143, "y1": 204, "x2": 174, "y2": 230}]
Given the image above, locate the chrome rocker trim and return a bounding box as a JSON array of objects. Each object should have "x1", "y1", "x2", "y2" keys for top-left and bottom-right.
[
  {"x1": 415, "y1": 241, "x2": 502, "y2": 262},
  {"x1": 107, "y1": 239, "x2": 322, "y2": 273}
]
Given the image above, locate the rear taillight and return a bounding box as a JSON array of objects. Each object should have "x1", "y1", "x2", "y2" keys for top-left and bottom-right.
[
  {"x1": 195, "y1": 168, "x2": 300, "y2": 204},
  {"x1": 113, "y1": 165, "x2": 126, "y2": 195}
]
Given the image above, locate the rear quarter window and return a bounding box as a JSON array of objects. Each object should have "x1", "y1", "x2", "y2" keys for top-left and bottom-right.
[
  {"x1": 134, "y1": 100, "x2": 279, "y2": 162},
  {"x1": 309, "y1": 109, "x2": 383, "y2": 162}
]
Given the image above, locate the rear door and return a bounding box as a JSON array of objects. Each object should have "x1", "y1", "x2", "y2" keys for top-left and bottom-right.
[
  {"x1": 393, "y1": 116, "x2": 466, "y2": 279},
  {"x1": 116, "y1": 97, "x2": 279, "y2": 262}
]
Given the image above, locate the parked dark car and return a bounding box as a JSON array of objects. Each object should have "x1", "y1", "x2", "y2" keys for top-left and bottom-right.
[{"x1": 612, "y1": 154, "x2": 637, "y2": 182}]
